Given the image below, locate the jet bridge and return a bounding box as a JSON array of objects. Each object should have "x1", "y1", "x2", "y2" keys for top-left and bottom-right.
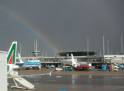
[{"x1": 0, "y1": 51, "x2": 7, "y2": 91}]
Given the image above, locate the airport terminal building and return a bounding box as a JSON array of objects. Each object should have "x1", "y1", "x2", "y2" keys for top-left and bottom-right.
[
  {"x1": 104, "y1": 55, "x2": 124, "y2": 64},
  {"x1": 58, "y1": 51, "x2": 103, "y2": 63}
]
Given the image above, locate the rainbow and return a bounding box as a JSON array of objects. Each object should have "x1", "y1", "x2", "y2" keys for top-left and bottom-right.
[
  {"x1": 0, "y1": 5, "x2": 60, "y2": 54},
  {"x1": 15, "y1": 15, "x2": 59, "y2": 51}
]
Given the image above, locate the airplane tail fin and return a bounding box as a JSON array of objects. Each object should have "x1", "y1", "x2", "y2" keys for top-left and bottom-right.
[
  {"x1": 71, "y1": 54, "x2": 76, "y2": 65},
  {"x1": 7, "y1": 41, "x2": 17, "y2": 64},
  {"x1": 71, "y1": 54, "x2": 78, "y2": 67},
  {"x1": 18, "y1": 53, "x2": 24, "y2": 63}
]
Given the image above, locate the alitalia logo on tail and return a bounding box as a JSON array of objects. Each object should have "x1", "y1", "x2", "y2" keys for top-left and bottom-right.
[{"x1": 7, "y1": 41, "x2": 17, "y2": 64}]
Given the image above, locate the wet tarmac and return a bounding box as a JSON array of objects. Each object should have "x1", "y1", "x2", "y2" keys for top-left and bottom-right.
[{"x1": 8, "y1": 71, "x2": 124, "y2": 91}]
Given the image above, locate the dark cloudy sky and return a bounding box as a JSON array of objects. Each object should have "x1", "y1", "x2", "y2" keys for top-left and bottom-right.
[{"x1": 0, "y1": 0, "x2": 124, "y2": 56}]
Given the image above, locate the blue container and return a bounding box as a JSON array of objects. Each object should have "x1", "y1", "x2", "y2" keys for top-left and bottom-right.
[{"x1": 101, "y1": 64, "x2": 107, "y2": 71}]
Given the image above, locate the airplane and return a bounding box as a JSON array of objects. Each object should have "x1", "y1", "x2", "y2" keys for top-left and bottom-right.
[
  {"x1": 22, "y1": 59, "x2": 41, "y2": 70},
  {"x1": 7, "y1": 41, "x2": 51, "y2": 89},
  {"x1": 7, "y1": 41, "x2": 19, "y2": 73},
  {"x1": 61, "y1": 54, "x2": 89, "y2": 70},
  {"x1": 71, "y1": 54, "x2": 90, "y2": 70},
  {"x1": 16, "y1": 53, "x2": 41, "y2": 70}
]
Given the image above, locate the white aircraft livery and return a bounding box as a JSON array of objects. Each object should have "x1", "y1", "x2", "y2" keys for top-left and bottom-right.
[
  {"x1": 7, "y1": 41, "x2": 51, "y2": 90},
  {"x1": 7, "y1": 41, "x2": 35, "y2": 89}
]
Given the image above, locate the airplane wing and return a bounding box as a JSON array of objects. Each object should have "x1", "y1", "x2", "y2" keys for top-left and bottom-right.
[{"x1": 20, "y1": 72, "x2": 52, "y2": 77}]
